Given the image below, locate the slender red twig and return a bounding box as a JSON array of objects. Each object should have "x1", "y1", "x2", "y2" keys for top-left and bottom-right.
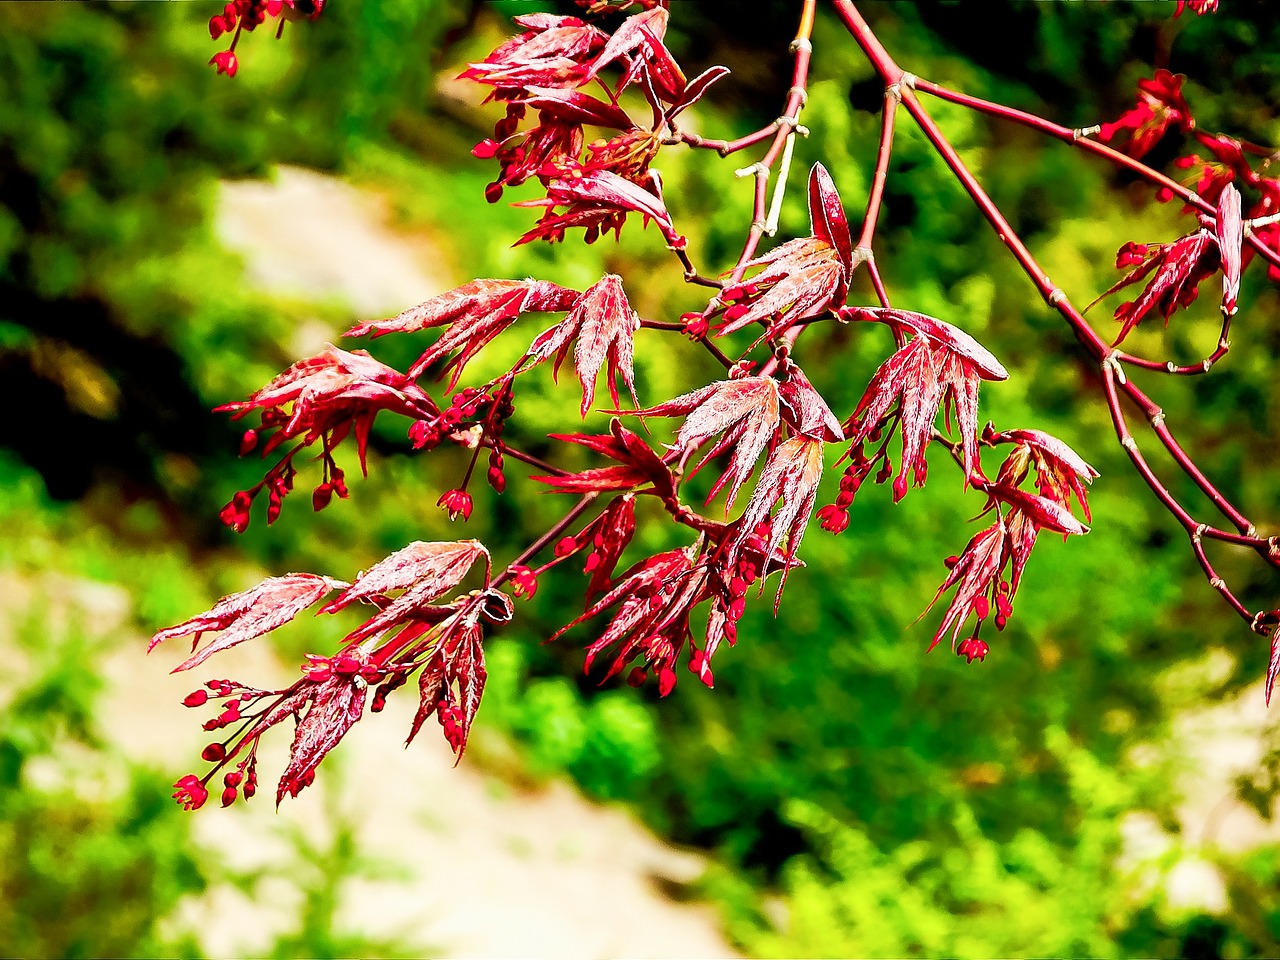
[{"x1": 831, "y1": 0, "x2": 1275, "y2": 635}]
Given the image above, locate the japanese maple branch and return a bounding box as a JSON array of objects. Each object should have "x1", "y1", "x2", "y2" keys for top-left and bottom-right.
[
  {"x1": 724, "y1": 0, "x2": 817, "y2": 284},
  {"x1": 909, "y1": 75, "x2": 1280, "y2": 276},
  {"x1": 1100, "y1": 362, "x2": 1255, "y2": 624},
  {"x1": 492, "y1": 493, "x2": 599, "y2": 589},
  {"x1": 833, "y1": 0, "x2": 1276, "y2": 626}
]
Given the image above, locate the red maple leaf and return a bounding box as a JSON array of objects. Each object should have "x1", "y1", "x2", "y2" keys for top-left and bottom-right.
[
  {"x1": 926, "y1": 473, "x2": 1091, "y2": 654},
  {"x1": 778, "y1": 362, "x2": 843, "y2": 442},
  {"x1": 526, "y1": 274, "x2": 640, "y2": 417},
  {"x1": 219, "y1": 345, "x2": 437, "y2": 472},
  {"x1": 926, "y1": 521, "x2": 1007, "y2": 653},
  {"x1": 149, "y1": 573, "x2": 347, "y2": 672},
  {"x1": 1098, "y1": 69, "x2": 1194, "y2": 160},
  {"x1": 515, "y1": 167, "x2": 683, "y2": 247},
  {"x1": 841, "y1": 308, "x2": 1008, "y2": 501},
  {"x1": 628, "y1": 375, "x2": 782, "y2": 509},
  {"x1": 585, "y1": 6, "x2": 686, "y2": 104},
  {"x1": 718, "y1": 164, "x2": 854, "y2": 338},
  {"x1": 327, "y1": 539, "x2": 492, "y2": 646},
  {"x1": 460, "y1": 14, "x2": 608, "y2": 90},
  {"x1": 731, "y1": 435, "x2": 825, "y2": 610},
  {"x1": 1094, "y1": 186, "x2": 1243, "y2": 344},
  {"x1": 277, "y1": 666, "x2": 369, "y2": 804},
  {"x1": 553, "y1": 547, "x2": 702, "y2": 696},
  {"x1": 347, "y1": 279, "x2": 579, "y2": 386},
  {"x1": 578, "y1": 494, "x2": 639, "y2": 601},
  {"x1": 406, "y1": 616, "x2": 490, "y2": 760},
  {"x1": 985, "y1": 426, "x2": 1099, "y2": 524},
  {"x1": 533, "y1": 419, "x2": 676, "y2": 499}
]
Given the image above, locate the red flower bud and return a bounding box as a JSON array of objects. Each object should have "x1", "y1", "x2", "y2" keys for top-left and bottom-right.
[
  {"x1": 183, "y1": 690, "x2": 209, "y2": 708},
  {"x1": 957, "y1": 637, "x2": 989, "y2": 663},
  {"x1": 173, "y1": 775, "x2": 208, "y2": 811},
  {"x1": 510, "y1": 565, "x2": 538, "y2": 599},
  {"x1": 312, "y1": 483, "x2": 333, "y2": 512},
  {"x1": 209, "y1": 49, "x2": 239, "y2": 77},
  {"x1": 201, "y1": 742, "x2": 227, "y2": 762},
  {"x1": 436, "y1": 489, "x2": 473, "y2": 522}
]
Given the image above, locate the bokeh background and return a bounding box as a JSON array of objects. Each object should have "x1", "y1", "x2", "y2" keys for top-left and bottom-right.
[{"x1": 3, "y1": 1, "x2": 1280, "y2": 956}]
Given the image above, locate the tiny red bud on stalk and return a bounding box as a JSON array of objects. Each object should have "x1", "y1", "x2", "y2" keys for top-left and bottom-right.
[
  {"x1": 437, "y1": 489, "x2": 473, "y2": 522},
  {"x1": 209, "y1": 50, "x2": 239, "y2": 77},
  {"x1": 183, "y1": 690, "x2": 209, "y2": 708},
  {"x1": 201, "y1": 742, "x2": 227, "y2": 762}
]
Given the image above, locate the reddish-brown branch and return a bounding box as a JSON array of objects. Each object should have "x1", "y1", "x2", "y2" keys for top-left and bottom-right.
[
  {"x1": 832, "y1": 0, "x2": 1274, "y2": 632},
  {"x1": 492, "y1": 493, "x2": 599, "y2": 590},
  {"x1": 723, "y1": 0, "x2": 817, "y2": 284},
  {"x1": 909, "y1": 75, "x2": 1280, "y2": 275}
]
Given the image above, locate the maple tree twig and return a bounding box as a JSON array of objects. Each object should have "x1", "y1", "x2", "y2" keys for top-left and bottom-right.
[
  {"x1": 492, "y1": 493, "x2": 599, "y2": 590},
  {"x1": 909, "y1": 75, "x2": 1280, "y2": 275},
  {"x1": 724, "y1": 0, "x2": 817, "y2": 285},
  {"x1": 832, "y1": 0, "x2": 1276, "y2": 629}
]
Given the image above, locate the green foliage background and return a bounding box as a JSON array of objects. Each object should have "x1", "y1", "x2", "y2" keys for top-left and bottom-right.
[{"x1": 2, "y1": 0, "x2": 1279, "y2": 956}]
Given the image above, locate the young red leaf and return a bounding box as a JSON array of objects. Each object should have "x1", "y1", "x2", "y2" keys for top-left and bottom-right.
[
  {"x1": 778, "y1": 363, "x2": 843, "y2": 442},
  {"x1": 667, "y1": 64, "x2": 731, "y2": 121},
  {"x1": 347, "y1": 279, "x2": 579, "y2": 386},
  {"x1": 461, "y1": 14, "x2": 608, "y2": 89},
  {"x1": 518, "y1": 86, "x2": 637, "y2": 129},
  {"x1": 149, "y1": 573, "x2": 348, "y2": 672},
  {"x1": 732, "y1": 435, "x2": 825, "y2": 611},
  {"x1": 926, "y1": 522, "x2": 1006, "y2": 652},
  {"x1": 988, "y1": 485, "x2": 1090, "y2": 537},
  {"x1": 218, "y1": 346, "x2": 437, "y2": 476},
  {"x1": 808, "y1": 162, "x2": 854, "y2": 281},
  {"x1": 277, "y1": 671, "x2": 368, "y2": 805},
  {"x1": 526, "y1": 274, "x2": 640, "y2": 417},
  {"x1": 535, "y1": 420, "x2": 676, "y2": 498},
  {"x1": 1098, "y1": 69, "x2": 1194, "y2": 159},
  {"x1": 1097, "y1": 231, "x2": 1218, "y2": 344},
  {"x1": 840, "y1": 307, "x2": 1008, "y2": 380},
  {"x1": 1216, "y1": 182, "x2": 1243, "y2": 316},
  {"x1": 515, "y1": 169, "x2": 682, "y2": 247},
  {"x1": 322, "y1": 539, "x2": 491, "y2": 617},
  {"x1": 847, "y1": 319, "x2": 1004, "y2": 500},
  {"x1": 584, "y1": 494, "x2": 637, "y2": 600},
  {"x1": 986, "y1": 426, "x2": 1098, "y2": 522},
  {"x1": 719, "y1": 237, "x2": 845, "y2": 337},
  {"x1": 406, "y1": 619, "x2": 488, "y2": 760},
  {"x1": 586, "y1": 7, "x2": 685, "y2": 102},
  {"x1": 553, "y1": 547, "x2": 703, "y2": 696},
  {"x1": 628, "y1": 376, "x2": 782, "y2": 509}
]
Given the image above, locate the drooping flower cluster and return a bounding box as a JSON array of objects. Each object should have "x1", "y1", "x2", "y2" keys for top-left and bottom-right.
[
  {"x1": 1100, "y1": 69, "x2": 1280, "y2": 283},
  {"x1": 206, "y1": 0, "x2": 324, "y2": 77},
  {"x1": 923, "y1": 429, "x2": 1096, "y2": 660},
  {"x1": 152, "y1": 540, "x2": 498, "y2": 807}
]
